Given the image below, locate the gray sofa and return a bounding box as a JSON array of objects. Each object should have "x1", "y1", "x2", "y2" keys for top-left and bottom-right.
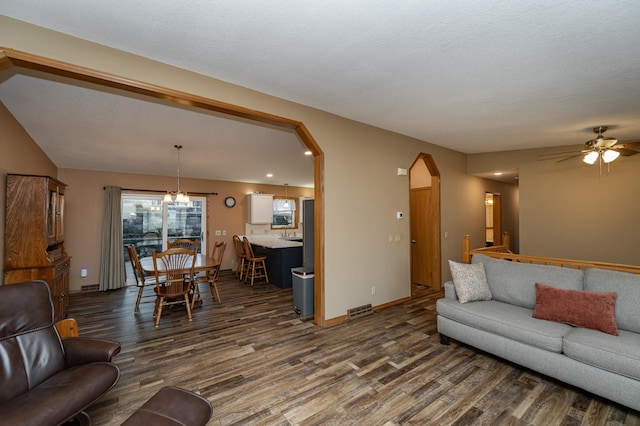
[{"x1": 437, "y1": 254, "x2": 640, "y2": 411}]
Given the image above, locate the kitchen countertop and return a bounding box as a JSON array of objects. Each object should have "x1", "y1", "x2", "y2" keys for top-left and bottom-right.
[{"x1": 244, "y1": 235, "x2": 303, "y2": 249}]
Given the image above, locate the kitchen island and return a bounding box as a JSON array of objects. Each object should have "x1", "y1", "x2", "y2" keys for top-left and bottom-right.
[{"x1": 245, "y1": 235, "x2": 302, "y2": 289}]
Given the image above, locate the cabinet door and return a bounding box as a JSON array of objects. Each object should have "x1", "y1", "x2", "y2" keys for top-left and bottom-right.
[
  {"x1": 57, "y1": 191, "x2": 65, "y2": 242},
  {"x1": 47, "y1": 187, "x2": 57, "y2": 245},
  {"x1": 248, "y1": 194, "x2": 273, "y2": 224}
]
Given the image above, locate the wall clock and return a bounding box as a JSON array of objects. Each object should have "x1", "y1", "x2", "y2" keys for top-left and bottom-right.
[{"x1": 224, "y1": 196, "x2": 236, "y2": 208}]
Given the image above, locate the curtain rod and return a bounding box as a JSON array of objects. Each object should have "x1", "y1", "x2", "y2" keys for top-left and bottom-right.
[{"x1": 103, "y1": 187, "x2": 218, "y2": 196}]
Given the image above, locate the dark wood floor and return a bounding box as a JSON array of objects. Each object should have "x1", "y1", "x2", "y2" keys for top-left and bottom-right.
[{"x1": 69, "y1": 273, "x2": 639, "y2": 425}]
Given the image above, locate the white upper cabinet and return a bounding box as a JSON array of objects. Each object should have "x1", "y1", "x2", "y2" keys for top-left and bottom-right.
[{"x1": 246, "y1": 193, "x2": 273, "y2": 224}]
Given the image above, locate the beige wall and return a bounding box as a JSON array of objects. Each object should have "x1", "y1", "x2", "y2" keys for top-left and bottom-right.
[
  {"x1": 1, "y1": 16, "x2": 519, "y2": 321},
  {"x1": 469, "y1": 148, "x2": 639, "y2": 265}
]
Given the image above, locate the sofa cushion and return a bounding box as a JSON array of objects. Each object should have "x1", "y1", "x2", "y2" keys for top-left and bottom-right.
[
  {"x1": 472, "y1": 254, "x2": 585, "y2": 309},
  {"x1": 584, "y1": 268, "x2": 640, "y2": 333},
  {"x1": 436, "y1": 298, "x2": 571, "y2": 353},
  {"x1": 563, "y1": 327, "x2": 640, "y2": 381},
  {"x1": 532, "y1": 283, "x2": 618, "y2": 335},
  {"x1": 448, "y1": 260, "x2": 492, "y2": 303}
]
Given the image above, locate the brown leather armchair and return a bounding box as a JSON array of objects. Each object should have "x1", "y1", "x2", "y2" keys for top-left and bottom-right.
[{"x1": 0, "y1": 280, "x2": 121, "y2": 425}]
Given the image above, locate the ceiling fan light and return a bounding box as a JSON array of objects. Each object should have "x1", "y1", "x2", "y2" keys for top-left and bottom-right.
[
  {"x1": 583, "y1": 151, "x2": 599, "y2": 165},
  {"x1": 602, "y1": 149, "x2": 620, "y2": 163}
]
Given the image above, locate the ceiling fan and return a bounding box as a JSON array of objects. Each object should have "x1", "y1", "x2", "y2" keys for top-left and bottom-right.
[{"x1": 540, "y1": 126, "x2": 640, "y2": 173}]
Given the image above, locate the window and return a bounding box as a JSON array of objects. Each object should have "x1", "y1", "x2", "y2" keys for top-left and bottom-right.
[
  {"x1": 122, "y1": 194, "x2": 207, "y2": 282},
  {"x1": 271, "y1": 197, "x2": 297, "y2": 229}
]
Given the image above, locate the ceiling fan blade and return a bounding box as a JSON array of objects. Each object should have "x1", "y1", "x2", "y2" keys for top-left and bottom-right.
[
  {"x1": 616, "y1": 140, "x2": 640, "y2": 149},
  {"x1": 537, "y1": 150, "x2": 583, "y2": 161},
  {"x1": 616, "y1": 148, "x2": 640, "y2": 156},
  {"x1": 556, "y1": 153, "x2": 583, "y2": 163}
]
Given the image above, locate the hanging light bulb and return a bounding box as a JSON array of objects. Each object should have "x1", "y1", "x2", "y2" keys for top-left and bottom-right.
[
  {"x1": 602, "y1": 149, "x2": 620, "y2": 163},
  {"x1": 164, "y1": 145, "x2": 190, "y2": 203},
  {"x1": 583, "y1": 151, "x2": 599, "y2": 165}
]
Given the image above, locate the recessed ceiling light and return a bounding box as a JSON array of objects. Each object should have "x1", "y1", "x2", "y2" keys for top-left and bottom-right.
[
  {"x1": 266, "y1": 173, "x2": 273, "y2": 178},
  {"x1": 493, "y1": 172, "x2": 503, "y2": 176},
  {"x1": 304, "y1": 150, "x2": 312, "y2": 156}
]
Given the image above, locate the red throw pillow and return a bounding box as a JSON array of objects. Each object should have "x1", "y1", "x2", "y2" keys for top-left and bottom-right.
[{"x1": 532, "y1": 283, "x2": 618, "y2": 336}]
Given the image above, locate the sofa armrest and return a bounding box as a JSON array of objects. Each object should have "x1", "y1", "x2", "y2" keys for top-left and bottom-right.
[
  {"x1": 62, "y1": 337, "x2": 121, "y2": 367},
  {"x1": 444, "y1": 281, "x2": 458, "y2": 301}
]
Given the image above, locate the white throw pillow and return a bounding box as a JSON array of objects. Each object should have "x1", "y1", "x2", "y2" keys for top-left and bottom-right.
[{"x1": 448, "y1": 260, "x2": 492, "y2": 303}]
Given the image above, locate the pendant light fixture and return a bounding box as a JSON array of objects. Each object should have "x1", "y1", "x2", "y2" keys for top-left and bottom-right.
[
  {"x1": 283, "y1": 183, "x2": 290, "y2": 209},
  {"x1": 164, "y1": 144, "x2": 190, "y2": 203}
]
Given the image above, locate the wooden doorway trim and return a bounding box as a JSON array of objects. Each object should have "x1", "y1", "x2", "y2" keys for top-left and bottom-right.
[
  {"x1": 0, "y1": 47, "x2": 327, "y2": 325},
  {"x1": 409, "y1": 153, "x2": 441, "y2": 289}
]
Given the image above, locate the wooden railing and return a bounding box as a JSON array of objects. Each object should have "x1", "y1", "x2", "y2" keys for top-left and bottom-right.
[{"x1": 462, "y1": 234, "x2": 640, "y2": 275}]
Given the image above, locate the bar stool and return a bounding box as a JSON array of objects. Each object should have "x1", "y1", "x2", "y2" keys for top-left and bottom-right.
[
  {"x1": 242, "y1": 237, "x2": 269, "y2": 287},
  {"x1": 232, "y1": 235, "x2": 247, "y2": 281}
]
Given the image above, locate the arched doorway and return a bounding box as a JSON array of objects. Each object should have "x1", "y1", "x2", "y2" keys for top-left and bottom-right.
[
  {"x1": 0, "y1": 47, "x2": 327, "y2": 324},
  {"x1": 409, "y1": 153, "x2": 441, "y2": 289}
]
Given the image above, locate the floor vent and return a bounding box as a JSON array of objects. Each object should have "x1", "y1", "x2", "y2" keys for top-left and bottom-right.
[
  {"x1": 81, "y1": 284, "x2": 99, "y2": 293},
  {"x1": 347, "y1": 304, "x2": 373, "y2": 320}
]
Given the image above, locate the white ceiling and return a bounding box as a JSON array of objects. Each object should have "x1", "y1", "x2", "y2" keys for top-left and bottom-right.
[{"x1": 1, "y1": 1, "x2": 640, "y2": 185}]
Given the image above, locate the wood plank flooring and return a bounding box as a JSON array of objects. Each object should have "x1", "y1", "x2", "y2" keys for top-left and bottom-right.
[{"x1": 68, "y1": 273, "x2": 639, "y2": 425}]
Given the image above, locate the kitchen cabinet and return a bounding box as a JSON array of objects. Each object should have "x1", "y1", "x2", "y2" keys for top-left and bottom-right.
[
  {"x1": 247, "y1": 193, "x2": 273, "y2": 224},
  {"x1": 252, "y1": 244, "x2": 302, "y2": 289},
  {"x1": 4, "y1": 174, "x2": 70, "y2": 321}
]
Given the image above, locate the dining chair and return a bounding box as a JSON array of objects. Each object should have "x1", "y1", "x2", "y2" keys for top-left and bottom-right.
[
  {"x1": 167, "y1": 238, "x2": 199, "y2": 286},
  {"x1": 193, "y1": 241, "x2": 227, "y2": 307},
  {"x1": 127, "y1": 244, "x2": 156, "y2": 314},
  {"x1": 242, "y1": 237, "x2": 269, "y2": 287},
  {"x1": 168, "y1": 238, "x2": 199, "y2": 253},
  {"x1": 152, "y1": 247, "x2": 197, "y2": 328},
  {"x1": 232, "y1": 235, "x2": 247, "y2": 281}
]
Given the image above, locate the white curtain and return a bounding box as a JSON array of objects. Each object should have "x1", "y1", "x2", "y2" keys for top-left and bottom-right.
[{"x1": 99, "y1": 186, "x2": 125, "y2": 291}]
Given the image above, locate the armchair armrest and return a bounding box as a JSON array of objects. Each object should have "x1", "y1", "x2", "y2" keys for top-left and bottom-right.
[
  {"x1": 62, "y1": 337, "x2": 121, "y2": 367},
  {"x1": 444, "y1": 281, "x2": 458, "y2": 301}
]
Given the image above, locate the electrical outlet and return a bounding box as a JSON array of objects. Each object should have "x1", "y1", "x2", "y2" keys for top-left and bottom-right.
[{"x1": 215, "y1": 230, "x2": 221, "y2": 236}]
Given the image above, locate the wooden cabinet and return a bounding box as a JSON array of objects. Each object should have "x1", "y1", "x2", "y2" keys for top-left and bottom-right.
[
  {"x1": 4, "y1": 174, "x2": 70, "y2": 321},
  {"x1": 246, "y1": 193, "x2": 273, "y2": 224}
]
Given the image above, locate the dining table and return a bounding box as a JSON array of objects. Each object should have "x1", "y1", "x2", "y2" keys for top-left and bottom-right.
[{"x1": 139, "y1": 253, "x2": 219, "y2": 275}]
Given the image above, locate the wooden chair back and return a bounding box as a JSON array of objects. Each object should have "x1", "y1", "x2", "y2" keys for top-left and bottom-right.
[
  {"x1": 152, "y1": 247, "x2": 196, "y2": 298},
  {"x1": 233, "y1": 235, "x2": 245, "y2": 256},
  {"x1": 213, "y1": 241, "x2": 227, "y2": 265},
  {"x1": 242, "y1": 237, "x2": 256, "y2": 260},
  {"x1": 127, "y1": 244, "x2": 157, "y2": 313},
  {"x1": 127, "y1": 244, "x2": 146, "y2": 287},
  {"x1": 232, "y1": 235, "x2": 247, "y2": 280},
  {"x1": 208, "y1": 241, "x2": 227, "y2": 283},
  {"x1": 168, "y1": 238, "x2": 199, "y2": 253}
]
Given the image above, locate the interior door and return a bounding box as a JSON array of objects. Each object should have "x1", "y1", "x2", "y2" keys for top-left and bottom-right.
[
  {"x1": 410, "y1": 187, "x2": 432, "y2": 286},
  {"x1": 492, "y1": 194, "x2": 502, "y2": 246}
]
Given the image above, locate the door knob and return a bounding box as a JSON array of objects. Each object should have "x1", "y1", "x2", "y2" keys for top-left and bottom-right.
[{"x1": 411, "y1": 240, "x2": 417, "y2": 243}]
